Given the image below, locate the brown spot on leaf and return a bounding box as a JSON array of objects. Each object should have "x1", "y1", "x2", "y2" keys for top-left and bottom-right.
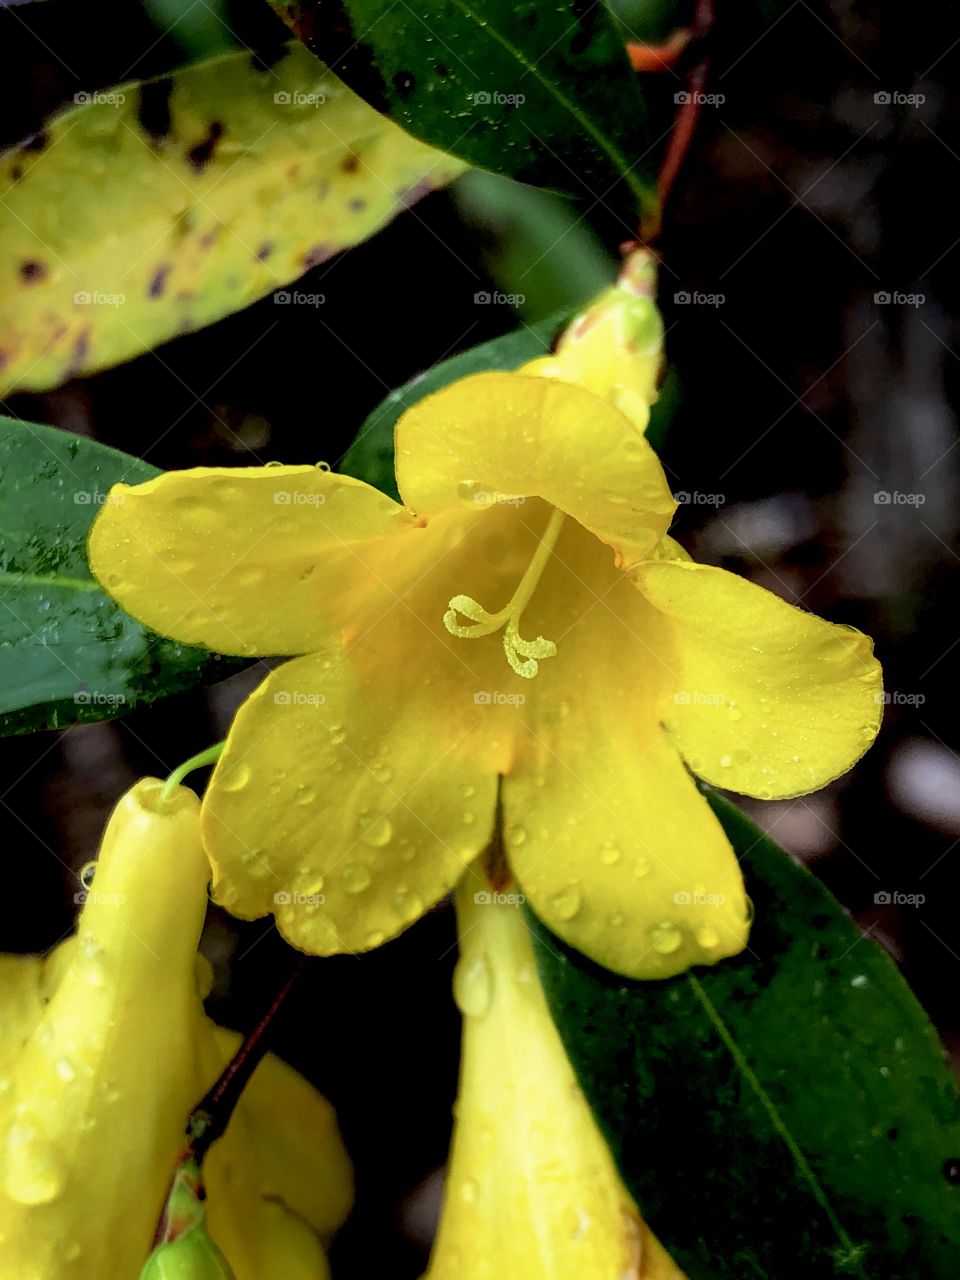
[
  {"x1": 20, "y1": 261, "x2": 47, "y2": 284},
  {"x1": 341, "y1": 152, "x2": 361, "y2": 174},
  {"x1": 0, "y1": 351, "x2": 8, "y2": 371},
  {"x1": 138, "y1": 79, "x2": 174, "y2": 143},
  {"x1": 302, "y1": 244, "x2": 333, "y2": 268},
  {"x1": 70, "y1": 329, "x2": 91, "y2": 371},
  {"x1": 148, "y1": 265, "x2": 171, "y2": 298},
  {"x1": 256, "y1": 243, "x2": 274, "y2": 262},
  {"x1": 317, "y1": 179, "x2": 330, "y2": 200},
  {"x1": 199, "y1": 227, "x2": 222, "y2": 250},
  {"x1": 10, "y1": 165, "x2": 23, "y2": 183},
  {"x1": 349, "y1": 198, "x2": 366, "y2": 213},
  {"x1": 186, "y1": 121, "x2": 224, "y2": 172}
]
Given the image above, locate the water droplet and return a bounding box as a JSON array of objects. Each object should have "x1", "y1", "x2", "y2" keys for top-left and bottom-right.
[
  {"x1": 366, "y1": 929, "x2": 385, "y2": 947},
  {"x1": 79, "y1": 860, "x2": 97, "y2": 890},
  {"x1": 651, "y1": 923, "x2": 683, "y2": 955},
  {"x1": 633, "y1": 858, "x2": 650, "y2": 879},
  {"x1": 696, "y1": 925, "x2": 720, "y2": 949},
  {"x1": 329, "y1": 724, "x2": 346, "y2": 746},
  {"x1": 373, "y1": 763, "x2": 393, "y2": 783},
  {"x1": 341, "y1": 865, "x2": 371, "y2": 894},
  {"x1": 719, "y1": 754, "x2": 733, "y2": 769},
  {"x1": 463, "y1": 811, "x2": 475, "y2": 825},
  {"x1": 727, "y1": 706, "x2": 743, "y2": 722},
  {"x1": 549, "y1": 886, "x2": 582, "y2": 921},
  {"x1": 461, "y1": 783, "x2": 476, "y2": 798},
  {"x1": 2, "y1": 1118, "x2": 64, "y2": 1204},
  {"x1": 600, "y1": 841, "x2": 621, "y2": 865},
  {"x1": 507, "y1": 823, "x2": 527, "y2": 846},
  {"x1": 315, "y1": 460, "x2": 332, "y2": 472},
  {"x1": 460, "y1": 1177, "x2": 479, "y2": 1204},
  {"x1": 394, "y1": 888, "x2": 423, "y2": 920},
  {"x1": 851, "y1": 973, "x2": 868, "y2": 989},
  {"x1": 359, "y1": 812, "x2": 393, "y2": 848},
  {"x1": 743, "y1": 896, "x2": 755, "y2": 924},
  {"x1": 76, "y1": 933, "x2": 106, "y2": 987},
  {"x1": 295, "y1": 784, "x2": 316, "y2": 806},
  {"x1": 219, "y1": 762, "x2": 251, "y2": 793},
  {"x1": 453, "y1": 952, "x2": 493, "y2": 1017},
  {"x1": 54, "y1": 1057, "x2": 76, "y2": 1083},
  {"x1": 456, "y1": 480, "x2": 481, "y2": 502}
]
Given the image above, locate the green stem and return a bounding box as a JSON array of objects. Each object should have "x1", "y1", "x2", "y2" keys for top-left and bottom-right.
[{"x1": 160, "y1": 743, "x2": 225, "y2": 808}]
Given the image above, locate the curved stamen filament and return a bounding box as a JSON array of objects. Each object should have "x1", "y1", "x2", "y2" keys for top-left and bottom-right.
[{"x1": 444, "y1": 507, "x2": 566, "y2": 679}]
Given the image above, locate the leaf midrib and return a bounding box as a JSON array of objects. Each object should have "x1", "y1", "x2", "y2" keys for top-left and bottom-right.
[
  {"x1": 446, "y1": 0, "x2": 649, "y2": 207},
  {"x1": 688, "y1": 972, "x2": 870, "y2": 1279}
]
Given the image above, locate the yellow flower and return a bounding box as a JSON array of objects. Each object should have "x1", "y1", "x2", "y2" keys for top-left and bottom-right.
[
  {"x1": 427, "y1": 877, "x2": 685, "y2": 1280},
  {"x1": 0, "y1": 779, "x2": 352, "y2": 1280},
  {"x1": 88, "y1": 287, "x2": 881, "y2": 981}
]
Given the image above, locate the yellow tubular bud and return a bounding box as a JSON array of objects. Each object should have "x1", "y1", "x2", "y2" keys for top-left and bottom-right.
[
  {"x1": 0, "y1": 779, "x2": 352, "y2": 1280},
  {"x1": 521, "y1": 248, "x2": 664, "y2": 432},
  {"x1": 425, "y1": 878, "x2": 685, "y2": 1280}
]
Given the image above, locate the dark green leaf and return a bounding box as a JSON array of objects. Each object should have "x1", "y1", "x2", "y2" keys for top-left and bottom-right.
[
  {"x1": 340, "y1": 311, "x2": 572, "y2": 497},
  {"x1": 0, "y1": 416, "x2": 241, "y2": 735},
  {"x1": 268, "y1": 0, "x2": 658, "y2": 229},
  {"x1": 531, "y1": 791, "x2": 960, "y2": 1279}
]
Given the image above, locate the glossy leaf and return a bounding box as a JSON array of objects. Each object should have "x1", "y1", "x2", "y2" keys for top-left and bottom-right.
[
  {"x1": 0, "y1": 44, "x2": 465, "y2": 396},
  {"x1": 268, "y1": 0, "x2": 658, "y2": 229},
  {"x1": 0, "y1": 416, "x2": 240, "y2": 735},
  {"x1": 340, "y1": 311, "x2": 572, "y2": 498},
  {"x1": 531, "y1": 791, "x2": 960, "y2": 1280}
]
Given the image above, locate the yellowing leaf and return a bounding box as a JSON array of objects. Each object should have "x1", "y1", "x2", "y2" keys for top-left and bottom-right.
[{"x1": 0, "y1": 45, "x2": 465, "y2": 394}]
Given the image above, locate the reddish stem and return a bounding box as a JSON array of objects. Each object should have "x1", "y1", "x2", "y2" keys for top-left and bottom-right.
[{"x1": 656, "y1": 0, "x2": 716, "y2": 211}]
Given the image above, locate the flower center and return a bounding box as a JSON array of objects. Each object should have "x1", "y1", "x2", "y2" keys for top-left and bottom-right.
[{"x1": 443, "y1": 507, "x2": 566, "y2": 679}]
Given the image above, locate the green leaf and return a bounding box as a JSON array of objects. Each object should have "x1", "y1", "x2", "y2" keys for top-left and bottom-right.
[
  {"x1": 340, "y1": 312, "x2": 571, "y2": 498},
  {"x1": 0, "y1": 44, "x2": 464, "y2": 396},
  {"x1": 268, "y1": 0, "x2": 658, "y2": 229},
  {"x1": 0, "y1": 415, "x2": 240, "y2": 735},
  {"x1": 531, "y1": 791, "x2": 960, "y2": 1279}
]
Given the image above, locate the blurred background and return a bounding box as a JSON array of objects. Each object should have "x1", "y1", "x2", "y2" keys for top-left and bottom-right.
[{"x1": 1, "y1": 0, "x2": 958, "y2": 1274}]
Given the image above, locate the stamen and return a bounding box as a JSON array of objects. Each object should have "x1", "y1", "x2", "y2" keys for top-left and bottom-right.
[{"x1": 443, "y1": 507, "x2": 566, "y2": 679}]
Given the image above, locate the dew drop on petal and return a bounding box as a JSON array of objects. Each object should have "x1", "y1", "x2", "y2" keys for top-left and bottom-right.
[
  {"x1": 719, "y1": 754, "x2": 733, "y2": 769},
  {"x1": 341, "y1": 865, "x2": 371, "y2": 894},
  {"x1": 453, "y1": 952, "x2": 493, "y2": 1017},
  {"x1": 549, "y1": 886, "x2": 582, "y2": 921},
  {"x1": 460, "y1": 1177, "x2": 479, "y2": 1205},
  {"x1": 600, "y1": 841, "x2": 621, "y2": 866},
  {"x1": 219, "y1": 762, "x2": 251, "y2": 793},
  {"x1": 2, "y1": 1117, "x2": 65, "y2": 1205},
  {"x1": 359, "y1": 812, "x2": 393, "y2": 847},
  {"x1": 696, "y1": 925, "x2": 720, "y2": 949},
  {"x1": 633, "y1": 858, "x2": 650, "y2": 879},
  {"x1": 650, "y1": 922, "x2": 683, "y2": 955}
]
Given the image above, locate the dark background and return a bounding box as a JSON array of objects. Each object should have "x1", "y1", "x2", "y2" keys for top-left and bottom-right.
[{"x1": 1, "y1": 1, "x2": 958, "y2": 1274}]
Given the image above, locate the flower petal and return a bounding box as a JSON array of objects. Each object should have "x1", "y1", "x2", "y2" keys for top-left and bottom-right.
[
  {"x1": 636, "y1": 560, "x2": 883, "y2": 798},
  {"x1": 88, "y1": 465, "x2": 430, "y2": 656},
  {"x1": 395, "y1": 372, "x2": 675, "y2": 563},
  {"x1": 202, "y1": 635, "x2": 512, "y2": 955},
  {"x1": 500, "y1": 520, "x2": 750, "y2": 980}
]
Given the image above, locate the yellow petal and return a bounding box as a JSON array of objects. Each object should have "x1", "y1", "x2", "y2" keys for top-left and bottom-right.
[
  {"x1": 0, "y1": 955, "x2": 44, "y2": 1073},
  {"x1": 426, "y1": 879, "x2": 686, "y2": 1280},
  {"x1": 501, "y1": 519, "x2": 750, "y2": 980},
  {"x1": 395, "y1": 372, "x2": 675, "y2": 564},
  {"x1": 636, "y1": 560, "x2": 883, "y2": 798},
  {"x1": 202, "y1": 629, "x2": 511, "y2": 954},
  {"x1": 88, "y1": 465, "x2": 428, "y2": 656}
]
